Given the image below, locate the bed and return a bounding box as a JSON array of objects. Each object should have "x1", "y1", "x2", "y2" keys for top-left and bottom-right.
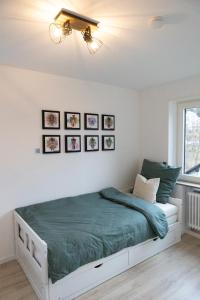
[{"x1": 14, "y1": 188, "x2": 182, "y2": 300}]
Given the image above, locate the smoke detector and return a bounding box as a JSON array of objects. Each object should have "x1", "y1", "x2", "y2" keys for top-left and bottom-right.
[{"x1": 149, "y1": 16, "x2": 165, "y2": 29}]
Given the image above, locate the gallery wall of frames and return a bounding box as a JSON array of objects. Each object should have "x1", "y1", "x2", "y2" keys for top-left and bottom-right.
[{"x1": 42, "y1": 110, "x2": 115, "y2": 154}]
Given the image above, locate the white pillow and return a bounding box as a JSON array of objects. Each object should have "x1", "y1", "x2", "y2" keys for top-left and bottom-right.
[{"x1": 133, "y1": 174, "x2": 160, "y2": 203}]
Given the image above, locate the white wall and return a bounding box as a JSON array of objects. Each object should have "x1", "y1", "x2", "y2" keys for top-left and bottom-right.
[
  {"x1": 3, "y1": 66, "x2": 198, "y2": 263},
  {"x1": 140, "y1": 75, "x2": 200, "y2": 163},
  {"x1": 139, "y1": 75, "x2": 200, "y2": 231},
  {"x1": 0, "y1": 65, "x2": 140, "y2": 263}
]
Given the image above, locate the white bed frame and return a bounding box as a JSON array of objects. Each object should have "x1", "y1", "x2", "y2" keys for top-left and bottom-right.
[{"x1": 14, "y1": 197, "x2": 182, "y2": 300}]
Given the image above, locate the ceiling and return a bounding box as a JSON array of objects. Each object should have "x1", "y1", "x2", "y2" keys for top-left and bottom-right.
[{"x1": 1, "y1": 0, "x2": 200, "y2": 90}]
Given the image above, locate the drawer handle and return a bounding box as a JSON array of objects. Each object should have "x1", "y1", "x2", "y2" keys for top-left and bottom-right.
[
  {"x1": 94, "y1": 263, "x2": 103, "y2": 269},
  {"x1": 153, "y1": 237, "x2": 158, "y2": 241}
]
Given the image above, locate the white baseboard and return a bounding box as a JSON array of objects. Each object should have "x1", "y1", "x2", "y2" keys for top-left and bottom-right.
[
  {"x1": 185, "y1": 229, "x2": 200, "y2": 240},
  {"x1": 0, "y1": 255, "x2": 16, "y2": 265}
]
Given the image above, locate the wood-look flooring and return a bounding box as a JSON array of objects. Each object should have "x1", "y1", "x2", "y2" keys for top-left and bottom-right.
[{"x1": 0, "y1": 235, "x2": 200, "y2": 300}]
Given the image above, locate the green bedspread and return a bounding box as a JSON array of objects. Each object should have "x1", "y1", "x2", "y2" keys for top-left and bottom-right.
[{"x1": 16, "y1": 187, "x2": 168, "y2": 283}]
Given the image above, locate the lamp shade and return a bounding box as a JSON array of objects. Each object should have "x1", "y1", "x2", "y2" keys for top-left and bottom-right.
[
  {"x1": 86, "y1": 37, "x2": 103, "y2": 54},
  {"x1": 49, "y1": 23, "x2": 65, "y2": 44}
]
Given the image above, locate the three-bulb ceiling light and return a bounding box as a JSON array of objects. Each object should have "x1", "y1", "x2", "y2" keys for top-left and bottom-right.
[{"x1": 49, "y1": 9, "x2": 103, "y2": 55}]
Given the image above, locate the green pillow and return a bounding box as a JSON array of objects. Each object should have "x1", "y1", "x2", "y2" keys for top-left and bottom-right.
[{"x1": 141, "y1": 159, "x2": 181, "y2": 204}]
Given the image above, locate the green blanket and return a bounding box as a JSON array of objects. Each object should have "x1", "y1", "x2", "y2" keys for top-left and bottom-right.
[{"x1": 16, "y1": 188, "x2": 168, "y2": 283}]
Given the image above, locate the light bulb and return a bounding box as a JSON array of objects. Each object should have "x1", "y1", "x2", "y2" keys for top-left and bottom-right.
[
  {"x1": 49, "y1": 23, "x2": 65, "y2": 44},
  {"x1": 86, "y1": 38, "x2": 103, "y2": 54}
]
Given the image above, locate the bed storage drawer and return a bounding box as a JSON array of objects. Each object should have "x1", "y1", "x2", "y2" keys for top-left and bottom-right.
[
  {"x1": 49, "y1": 250, "x2": 129, "y2": 300},
  {"x1": 129, "y1": 229, "x2": 177, "y2": 267}
]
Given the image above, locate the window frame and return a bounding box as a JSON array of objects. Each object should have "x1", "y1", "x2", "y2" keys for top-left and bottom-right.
[{"x1": 177, "y1": 100, "x2": 200, "y2": 183}]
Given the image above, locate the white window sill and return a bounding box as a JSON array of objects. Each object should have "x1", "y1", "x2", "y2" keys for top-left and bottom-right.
[{"x1": 177, "y1": 180, "x2": 200, "y2": 189}]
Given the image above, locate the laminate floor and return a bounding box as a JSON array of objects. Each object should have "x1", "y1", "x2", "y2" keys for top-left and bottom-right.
[{"x1": 0, "y1": 235, "x2": 200, "y2": 300}]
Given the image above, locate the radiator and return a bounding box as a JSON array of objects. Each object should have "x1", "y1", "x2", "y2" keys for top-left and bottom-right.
[{"x1": 188, "y1": 192, "x2": 200, "y2": 231}]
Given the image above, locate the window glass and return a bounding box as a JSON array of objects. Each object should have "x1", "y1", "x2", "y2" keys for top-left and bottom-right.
[{"x1": 184, "y1": 107, "x2": 200, "y2": 177}]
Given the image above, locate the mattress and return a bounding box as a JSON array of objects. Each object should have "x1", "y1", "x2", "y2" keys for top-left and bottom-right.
[
  {"x1": 155, "y1": 202, "x2": 178, "y2": 225},
  {"x1": 166, "y1": 214, "x2": 177, "y2": 225}
]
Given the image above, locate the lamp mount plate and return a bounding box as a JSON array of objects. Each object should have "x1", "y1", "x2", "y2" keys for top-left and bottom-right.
[{"x1": 55, "y1": 9, "x2": 99, "y2": 32}]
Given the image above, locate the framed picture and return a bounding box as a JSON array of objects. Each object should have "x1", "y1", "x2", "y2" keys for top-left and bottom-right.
[
  {"x1": 42, "y1": 110, "x2": 60, "y2": 129},
  {"x1": 85, "y1": 135, "x2": 99, "y2": 152},
  {"x1": 64, "y1": 112, "x2": 81, "y2": 130},
  {"x1": 102, "y1": 135, "x2": 115, "y2": 151},
  {"x1": 84, "y1": 113, "x2": 99, "y2": 130},
  {"x1": 102, "y1": 114, "x2": 115, "y2": 130},
  {"x1": 65, "y1": 135, "x2": 81, "y2": 153},
  {"x1": 43, "y1": 135, "x2": 61, "y2": 154}
]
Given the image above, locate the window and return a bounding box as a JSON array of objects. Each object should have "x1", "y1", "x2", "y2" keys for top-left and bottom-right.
[{"x1": 177, "y1": 101, "x2": 200, "y2": 182}]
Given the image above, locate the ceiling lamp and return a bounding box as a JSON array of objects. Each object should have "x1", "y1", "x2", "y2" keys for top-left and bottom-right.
[{"x1": 49, "y1": 9, "x2": 103, "y2": 55}]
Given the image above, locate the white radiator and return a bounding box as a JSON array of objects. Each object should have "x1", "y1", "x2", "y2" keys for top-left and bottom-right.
[{"x1": 188, "y1": 192, "x2": 200, "y2": 231}]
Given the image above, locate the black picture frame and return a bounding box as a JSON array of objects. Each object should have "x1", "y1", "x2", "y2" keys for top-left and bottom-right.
[
  {"x1": 43, "y1": 135, "x2": 61, "y2": 154},
  {"x1": 64, "y1": 112, "x2": 81, "y2": 130},
  {"x1": 85, "y1": 135, "x2": 99, "y2": 152},
  {"x1": 42, "y1": 110, "x2": 60, "y2": 129},
  {"x1": 102, "y1": 135, "x2": 115, "y2": 151},
  {"x1": 65, "y1": 135, "x2": 81, "y2": 153},
  {"x1": 102, "y1": 114, "x2": 115, "y2": 130},
  {"x1": 84, "y1": 113, "x2": 99, "y2": 130}
]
